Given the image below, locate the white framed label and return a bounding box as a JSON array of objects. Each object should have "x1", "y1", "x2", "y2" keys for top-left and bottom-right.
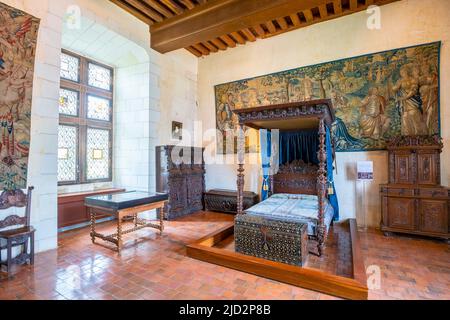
[{"x1": 357, "y1": 161, "x2": 374, "y2": 181}]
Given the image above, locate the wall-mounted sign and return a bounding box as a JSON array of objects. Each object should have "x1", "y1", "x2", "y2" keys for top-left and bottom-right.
[{"x1": 357, "y1": 161, "x2": 374, "y2": 181}]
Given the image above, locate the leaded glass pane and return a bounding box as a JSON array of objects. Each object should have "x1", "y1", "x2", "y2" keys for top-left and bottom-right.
[
  {"x1": 88, "y1": 63, "x2": 111, "y2": 90},
  {"x1": 59, "y1": 88, "x2": 78, "y2": 116},
  {"x1": 87, "y1": 128, "x2": 110, "y2": 180},
  {"x1": 58, "y1": 125, "x2": 78, "y2": 182},
  {"x1": 60, "y1": 53, "x2": 79, "y2": 82},
  {"x1": 87, "y1": 95, "x2": 110, "y2": 121}
]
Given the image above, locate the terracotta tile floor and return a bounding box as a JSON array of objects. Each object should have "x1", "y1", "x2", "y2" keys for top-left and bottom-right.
[{"x1": 0, "y1": 211, "x2": 449, "y2": 300}]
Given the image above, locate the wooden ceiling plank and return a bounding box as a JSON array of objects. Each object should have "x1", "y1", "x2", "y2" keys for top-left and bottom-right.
[
  {"x1": 290, "y1": 13, "x2": 301, "y2": 26},
  {"x1": 202, "y1": 41, "x2": 219, "y2": 52},
  {"x1": 150, "y1": 0, "x2": 357, "y2": 53},
  {"x1": 210, "y1": 38, "x2": 227, "y2": 50},
  {"x1": 303, "y1": 9, "x2": 314, "y2": 22},
  {"x1": 333, "y1": 0, "x2": 343, "y2": 14},
  {"x1": 125, "y1": 0, "x2": 164, "y2": 22},
  {"x1": 276, "y1": 17, "x2": 288, "y2": 30},
  {"x1": 180, "y1": 0, "x2": 196, "y2": 10},
  {"x1": 185, "y1": 46, "x2": 202, "y2": 57},
  {"x1": 252, "y1": 24, "x2": 266, "y2": 37},
  {"x1": 230, "y1": 31, "x2": 246, "y2": 44},
  {"x1": 193, "y1": 43, "x2": 210, "y2": 55},
  {"x1": 350, "y1": 0, "x2": 358, "y2": 10},
  {"x1": 265, "y1": 20, "x2": 277, "y2": 33},
  {"x1": 219, "y1": 34, "x2": 237, "y2": 48},
  {"x1": 318, "y1": 4, "x2": 328, "y2": 18},
  {"x1": 160, "y1": 0, "x2": 185, "y2": 14},
  {"x1": 110, "y1": 0, "x2": 154, "y2": 25},
  {"x1": 142, "y1": 0, "x2": 175, "y2": 18},
  {"x1": 241, "y1": 28, "x2": 256, "y2": 42}
]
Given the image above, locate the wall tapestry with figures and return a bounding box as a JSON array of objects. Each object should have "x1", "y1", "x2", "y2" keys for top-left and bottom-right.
[
  {"x1": 215, "y1": 42, "x2": 440, "y2": 154},
  {"x1": 0, "y1": 3, "x2": 40, "y2": 190}
]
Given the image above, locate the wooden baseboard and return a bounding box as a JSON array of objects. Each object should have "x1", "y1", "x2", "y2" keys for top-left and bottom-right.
[{"x1": 186, "y1": 219, "x2": 368, "y2": 300}]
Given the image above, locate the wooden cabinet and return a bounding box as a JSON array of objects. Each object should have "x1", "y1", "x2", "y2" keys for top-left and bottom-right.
[
  {"x1": 381, "y1": 136, "x2": 449, "y2": 242},
  {"x1": 156, "y1": 145, "x2": 205, "y2": 220}
]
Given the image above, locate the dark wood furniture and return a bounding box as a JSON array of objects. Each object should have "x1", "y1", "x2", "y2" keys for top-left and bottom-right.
[
  {"x1": 204, "y1": 189, "x2": 259, "y2": 214},
  {"x1": 58, "y1": 188, "x2": 125, "y2": 228},
  {"x1": 156, "y1": 145, "x2": 205, "y2": 220},
  {"x1": 85, "y1": 191, "x2": 168, "y2": 253},
  {"x1": 380, "y1": 136, "x2": 449, "y2": 242},
  {"x1": 232, "y1": 100, "x2": 336, "y2": 256},
  {"x1": 0, "y1": 187, "x2": 35, "y2": 274}
]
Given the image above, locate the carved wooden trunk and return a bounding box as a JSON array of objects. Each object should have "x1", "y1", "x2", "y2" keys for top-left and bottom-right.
[
  {"x1": 235, "y1": 214, "x2": 308, "y2": 266},
  {"x1": 380, "y1": 136, "x2": 449, "y2": 242},
  {"x1": 204, "y1": 189, "x2": 259, "y2": 214},
  {"x1": 156, "y1": 146, "x2": 205, "y2": 220}
]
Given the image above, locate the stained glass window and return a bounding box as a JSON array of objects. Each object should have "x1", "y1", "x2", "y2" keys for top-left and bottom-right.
[
  {"x1": 59, "y1": 88, "x2": 78, "y2": 116},
  {"x1": 60, "y1": 53, "x2": 79, "y2": 82},
  {"x1": 88, "y1": 63, "x2": 112, "y2": 90},
  {"x1": 87, "y1": 95, "x2": 110, "y2": 121},
  {"x1": 58, "y1": 125, "x2": 78, "y2": 182},
  {"x1": 59, "y1": 50, "x2": 113, "y2": 185},
  {"x1": 86, "y1": 128, "x2": 110, "y2": 180}
]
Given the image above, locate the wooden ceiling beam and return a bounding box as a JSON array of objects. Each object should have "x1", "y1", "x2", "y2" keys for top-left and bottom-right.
[
  {"x1": 161, "y1": 0, "x2": 185, "y2": 14},
  {"x1": 350, "y1": 0, "x2": 358, "y2": 10},
  {"x1": 202, "y1": 41, "x2": 219, "y2": 52},
  {"x1": 110, "y1": 0, "x2": 155, "y2": 25},
  {"x1": 219, "y1": 34, "x2": 237, "y2": 47},
  {"x1": 124, "y1": 0, "x2": 164, "y2": 22},
  {"x1": 265, "y1": 20, "x2": 277, "y2": 33},
  {"x1": 180, "y1": 0, "x2": 196, "y2": 10},
  {"x1": 252, "y1": 24, "x2": 266, "y2": 37},
  {"x1": 192, "y1": 43, "x2": 210, "y2": 55},
  {"x1": 210, "y1": 38, "x2": 228, "y2": 50},
  {"x1": 143, "y1": 0, "x2": 175, "y2": 18},
  {"x1": 318, "y1": 4, "x2": 328, "y2": 19},
  {"x1": 150, "y1": 0, "x2": 343, "y2": 53},
  {"x1": 290, "y1": 13, "x2": 301, "y2": 27},
  {"x1": 185, "y1": 46, "x2": 202, "y2": 57},
  {"x1": 241, "y1": 28, "x2": 256, "y2": 42},
  {"x1": 276, "y1": 17, "x2": 288, "y2": 30},
  {"x1": 333, "y1": 0, "x2": 343, "y2": 14},
  {"x1": 303, "y1": 9, "x2": 314, "y2": 23},
  {"x1": 230, "y1": 31, "x2": 246, "y2": 44}
]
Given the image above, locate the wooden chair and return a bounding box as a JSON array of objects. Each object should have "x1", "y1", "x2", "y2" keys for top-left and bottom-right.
[{"x1": 0, "y1": 187, "x2": 35, "y2": 274}]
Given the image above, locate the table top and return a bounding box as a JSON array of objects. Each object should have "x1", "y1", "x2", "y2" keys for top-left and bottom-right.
[{"x1": 85, "y1": 191, "x2": 168, "y2": 210}]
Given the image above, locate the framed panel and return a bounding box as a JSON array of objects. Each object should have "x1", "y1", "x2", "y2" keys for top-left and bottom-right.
[
  {"x1": 60, "y1": 52, "x2": 80, "y2": 82},
  {"x1": 87, "y1": 94, "x2": 111, "y2": 121},
  {"x1": 88, "y1": 62, "x2": 112, "y2": 91},
  {"x1": 59, "y1": 88, "x2": 79, "y2": 116}
]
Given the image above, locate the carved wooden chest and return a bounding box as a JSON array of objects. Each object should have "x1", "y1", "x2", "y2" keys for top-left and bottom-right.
[
  {"x1": 380, "y1": 136, "x2": 449, "y2": 242},
  {"x1": 235, "y1": 214, "x2": 308, "y2": 266},
  {"x1": 204, "y1": 189, "x2": 259, "y2": 214}
]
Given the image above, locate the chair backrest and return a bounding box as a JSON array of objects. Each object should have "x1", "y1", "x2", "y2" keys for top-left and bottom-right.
[{"x1": 0, "y1": 186, "x2": 34, "y2": 229}]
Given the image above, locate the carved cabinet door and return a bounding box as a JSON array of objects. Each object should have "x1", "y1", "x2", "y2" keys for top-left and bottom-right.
[
  {"x1": 387, "y1": 197, "x2": 416, "y2": 230},
  {"x1": 187, "y1": 174, "x2": 204, "y2": 211},
  {"x1": 417, "y1": 153, "x2": 438, "y2": 185},
  {"x1": 168, "y1": 177, "x2": 187, "y2": 215},
  {"x1": 393, "y1": 152, "x2": 415, "y2": 185},
  {"x1": 419, "y1": 200, "x2": 448, "y2": 234}
]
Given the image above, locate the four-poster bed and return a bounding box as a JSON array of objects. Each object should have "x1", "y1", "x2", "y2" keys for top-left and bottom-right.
[{"x1": 233, "y1": 99, "x2": 337, "y2": 256}]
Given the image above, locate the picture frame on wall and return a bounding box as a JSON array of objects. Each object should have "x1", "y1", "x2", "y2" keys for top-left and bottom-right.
[{"x1": 172, "y1": 121, "x2": 183, "y2": 141}]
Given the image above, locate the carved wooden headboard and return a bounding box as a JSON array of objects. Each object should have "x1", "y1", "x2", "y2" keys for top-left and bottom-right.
[{"x1": 271, "y1": 160, "x2": 318, "y2": 196}]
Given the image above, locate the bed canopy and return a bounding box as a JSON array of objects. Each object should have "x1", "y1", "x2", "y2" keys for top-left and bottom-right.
[{"x1": 233, "y1": 99, "x2": 338, "y2": 255}]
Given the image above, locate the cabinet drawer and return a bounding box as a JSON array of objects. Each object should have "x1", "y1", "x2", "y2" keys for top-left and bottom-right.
[
  {"x1": 419, "y1": 188, "x2": 448, "y2": 198},
  {"x1": 386, "y1": 188, "x2": 415, "y2": 197}
]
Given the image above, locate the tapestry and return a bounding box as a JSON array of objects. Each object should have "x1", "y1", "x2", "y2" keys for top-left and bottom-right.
[
  {"x1": 0, "y1": 3, "x2": 40, "y2": 190},
  {"x1": 214, "y1": 42, "x2": 440, "y2": 153}
]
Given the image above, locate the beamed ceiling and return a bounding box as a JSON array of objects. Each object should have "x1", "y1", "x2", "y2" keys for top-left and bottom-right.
[{"x1": 110, "y1": 0, "x2": 400, "y2": 57}]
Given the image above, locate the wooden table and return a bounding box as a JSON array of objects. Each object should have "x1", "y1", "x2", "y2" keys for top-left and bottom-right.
[{"x1": 85, "y1": 191, "x2": 168, "y2": 252}]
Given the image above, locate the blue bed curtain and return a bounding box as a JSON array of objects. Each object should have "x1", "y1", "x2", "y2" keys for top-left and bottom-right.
[
  {"x1": 279, "y1": 130, "x2": 319, "y2": 165},
  {"x1": 326, "y1": 127, "x2": 339, "y2": 221},
  {"x1": 260, "y1": 129, "x2": 271, "y2": 200}
]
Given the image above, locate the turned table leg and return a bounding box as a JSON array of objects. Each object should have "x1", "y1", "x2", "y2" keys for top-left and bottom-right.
[
  {"x1": 117, "y1": 212, "x2": 123, "y2": 252},
  {"x1": 159, "y1": 202, "x2": 166, "y2": 235},
  {"x1": 90, "y1": 208, "x2": 96, "y2": 244}
]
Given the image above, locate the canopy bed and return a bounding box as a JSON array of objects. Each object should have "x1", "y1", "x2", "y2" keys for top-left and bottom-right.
[
  {"x1": 233, "y1": 99, "x2": 339, "y2": 256},
  {"x1": 186, "y1": 100, "x2": 367, "y2": 300}
]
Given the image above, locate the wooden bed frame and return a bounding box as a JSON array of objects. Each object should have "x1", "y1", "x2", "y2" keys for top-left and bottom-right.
[{"x1": 233, "y1": 99, "x2": 336, "y2": 256}]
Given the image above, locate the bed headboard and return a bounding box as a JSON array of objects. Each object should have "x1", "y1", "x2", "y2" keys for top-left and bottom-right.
[{"x1": 271, "y1": 160, "x2": 318, "y2": 196}]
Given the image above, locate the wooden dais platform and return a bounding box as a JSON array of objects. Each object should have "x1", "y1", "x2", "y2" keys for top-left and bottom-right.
[{"x1": 186, "y1": 219, "x2": 368, "y2": 300}]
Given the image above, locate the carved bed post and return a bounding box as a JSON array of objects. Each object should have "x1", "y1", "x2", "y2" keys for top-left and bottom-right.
[
  {"x1": 317, "y1": 118, "x2": 327, "y2": 256},
  {"x1": 237, "y1": 124, "x2": 245, "y2": 215}
]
